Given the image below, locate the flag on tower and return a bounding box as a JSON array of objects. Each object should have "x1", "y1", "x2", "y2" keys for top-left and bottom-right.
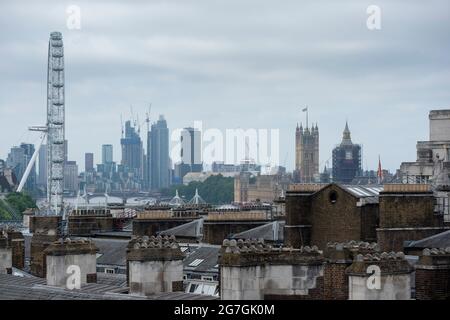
[
  {"x1": 302, "y1": 107, "x2": 308, "y2": 112},
  {"x1": 377, "y1": 155, "x2": 383, "y2": 184}
]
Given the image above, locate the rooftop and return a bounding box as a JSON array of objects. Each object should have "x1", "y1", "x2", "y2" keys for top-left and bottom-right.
[{"x1": 0, "y1": 273, "x2": 217, "y2": 300}]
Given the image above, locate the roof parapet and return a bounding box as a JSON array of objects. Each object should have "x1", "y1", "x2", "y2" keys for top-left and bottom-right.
[{"x1": 382, "y1": 184, "x2": 431, "y2": 193}]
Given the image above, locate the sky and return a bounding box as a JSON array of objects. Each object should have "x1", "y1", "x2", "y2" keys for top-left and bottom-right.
[{"x1": 0, "y1": 0, "x2": 449, "y2": 173}]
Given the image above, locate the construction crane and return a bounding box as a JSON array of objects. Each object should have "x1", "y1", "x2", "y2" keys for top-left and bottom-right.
[
  {"x1": 120, "y1": 114, "x2": 124, "y2": 138},
  {"x1": 145, "y1": 103, "x2": 152, "y2": 133}
]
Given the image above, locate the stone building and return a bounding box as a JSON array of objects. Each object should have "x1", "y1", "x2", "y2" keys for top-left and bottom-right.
[
  {"x1": 400, "y1": 109, "x2": 450, "y2": 185},
  {"x1": 295, "y1": 123, "x2": 319, "y2": 183},
  {"x1": 332, "y1": 122, "x2": 362, "y2": 184},
  {"x1": 234, "y1": 172, "x2": 290, "y2": 203}
]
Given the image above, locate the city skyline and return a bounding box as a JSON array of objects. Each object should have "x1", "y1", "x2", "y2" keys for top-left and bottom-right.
[
  {"x1": 1, "y1": 1, "x2": 449, "y2": 173},
  {"x1": 1, "y1": 1, "x2": 450, "y2": 306}
]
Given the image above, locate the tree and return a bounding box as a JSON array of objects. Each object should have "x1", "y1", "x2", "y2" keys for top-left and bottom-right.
[
  {"x1": 161, "y1": 174, "x2": 234, "y2": 204},
  {"x1": 0, "y1": 192, "x2": 37, "y2": 220}
]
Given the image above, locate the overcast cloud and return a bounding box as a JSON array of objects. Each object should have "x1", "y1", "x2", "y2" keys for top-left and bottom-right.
[{"x1": 0, "y1": 0, "x2": 449, "y2": 172}]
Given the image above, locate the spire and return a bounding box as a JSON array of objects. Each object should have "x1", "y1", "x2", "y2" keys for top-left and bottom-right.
[
  {"x1": 377, "y1": 155, "x2": 383, "y2": 184},
  {"x1": 341, "y1": 121, "x2": 352, "y2": 145}
]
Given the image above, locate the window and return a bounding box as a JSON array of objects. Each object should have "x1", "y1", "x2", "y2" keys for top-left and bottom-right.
[
  {"x1": 188, "y1": 283, "x2": 199, "y2": 293},
  {"x1": 329, "y1": 191, "x2": 338, "y2": 204},
  {"x1": 345, "y1": 151, "x2": 353, "y2": 160},
  {"x1": 201, "y1": 276, "x2": 213, "y2": 282},
  {"x1": 189, "y1": 259, "x2": 204, "y2": 267},
  {"x1": 105, "y1": 268, "x2": 115, "y2": 274}
]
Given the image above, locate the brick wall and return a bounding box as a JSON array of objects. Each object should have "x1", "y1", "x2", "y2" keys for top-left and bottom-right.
[
  {"x1": 284, "y1": 191, "x2": 313, "y2": 248},
  {"x1": 6, "y1": 230, "x2": 24, "y2": 269},
  {"x1": 415, "y1": 248, "x2": 450, "y2": 300},
  {"x1": 377, "y1": 227, "x2": 448, "y2": 252},
  {"x1": 379, "y1": 192, "x2": 438, "y2": 228},
  {"x1": 29, "y1": 216, "x2": 61, "y2": 278},
  {"x1": 68, "y1": 215, "x2": 114, "y2": 236},
  {"x1": 323, "y1": 241, "x2": 380, "y2": 300},
  {"x1": 324, "y1": 263, "x2": 349, "y2": 300},
  {"x1": 310, "y1": 185, "x2": 362, "y2": 249},
  {"x1": 285, "y1": 184, "x2": 379, "y2": 250},
  {"x1": 30, "y1": 234, "x2": 59, "y2": 278}
]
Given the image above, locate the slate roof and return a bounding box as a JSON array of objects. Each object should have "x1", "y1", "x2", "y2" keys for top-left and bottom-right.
[
  {"x1": 231, "y1": 220, "x2": 284, "y2": 242},
  {"x1": 0, "y1": 273, "x2": 138, "y2": 300},
  {"x1": 182, "y1": 244, "x2": 220, "y2": 273},
  {"x1": 96, "y1": 273, "x2": 127, "y2": 287},
  {"x1": 91, "y1": 238, "x2": 129, "y2": 267},
  {"x1": 158, "y1": 218, "x2": 203, "y2": 239},
  {"x1": 23, "y1": 234, "x2": 220, "y2": 281},
  {"x1": 0, "y1": 274, "x2": 217, "y2": 300},
  {"x1": 406, "y1": 230, "x2": 450, "y2": 249}
]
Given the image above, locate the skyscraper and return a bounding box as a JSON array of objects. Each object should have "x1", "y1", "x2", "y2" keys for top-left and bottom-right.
[
  {"x1": 102, "y1": 144, "x2": 113, "y2": 164},
  {"x1": 20, "y1": 143, "x2": 36, "y2": 191},
  {"x1": 295, "y1": 123, "x2": 319, "y2": 183},
  {"x1": 85, "y1": 153, "x2": 94, "y2": 172},
  {"x1": 6, "y1": 143, "x2": 36, "y2": 191},
  {"x1": 174, "y1": 127, "x2": 203, "y2": 181},
  {"x1": 38, "y1": 144, "x2": 47, "y2": 188},
  {"x1": 147, "y1": 115, "x2": 170, "y2": 190},
  {"x1": 121, "y1": 120, "x2": 143, "y2": 185},
  {"x1": 6, "y1": 146, "x2": 25, "y2": 184},
  {"x1": 64, "y1": 160, "x2": 78, "y2": 192},
  {"x1": 332, "y1": 122, "x2": 362, "y2": 184},
  {"x1": 181, "y1": 127, "x2": 202, "y2": 171}
]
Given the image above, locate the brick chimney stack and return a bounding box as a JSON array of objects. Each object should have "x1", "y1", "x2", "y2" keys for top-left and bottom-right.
[
  {"x1": 127, "y1": 235, "x2": 184, "y2": 296},
  {"x1": 5, "y1": 229, "x2": 25, "y2": 269},
  {"x1": 29, "y1": 216, "x2": 62, "y2": 277},
  {"x1": 0, "y1": 231, "x2": 12, "y2": 275},
  {"x1": 415, "y1": 247, "x2": 450, "y2": 300},
  {"x1": 346, "y1": 251, "x2": 413, "y2": 300},
  {"x1": 323, "y1": 241, "x2": 380, "y2": 300},
  {"x1": 44, "y1": 238, "x2": 98, "y2": 288}
]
